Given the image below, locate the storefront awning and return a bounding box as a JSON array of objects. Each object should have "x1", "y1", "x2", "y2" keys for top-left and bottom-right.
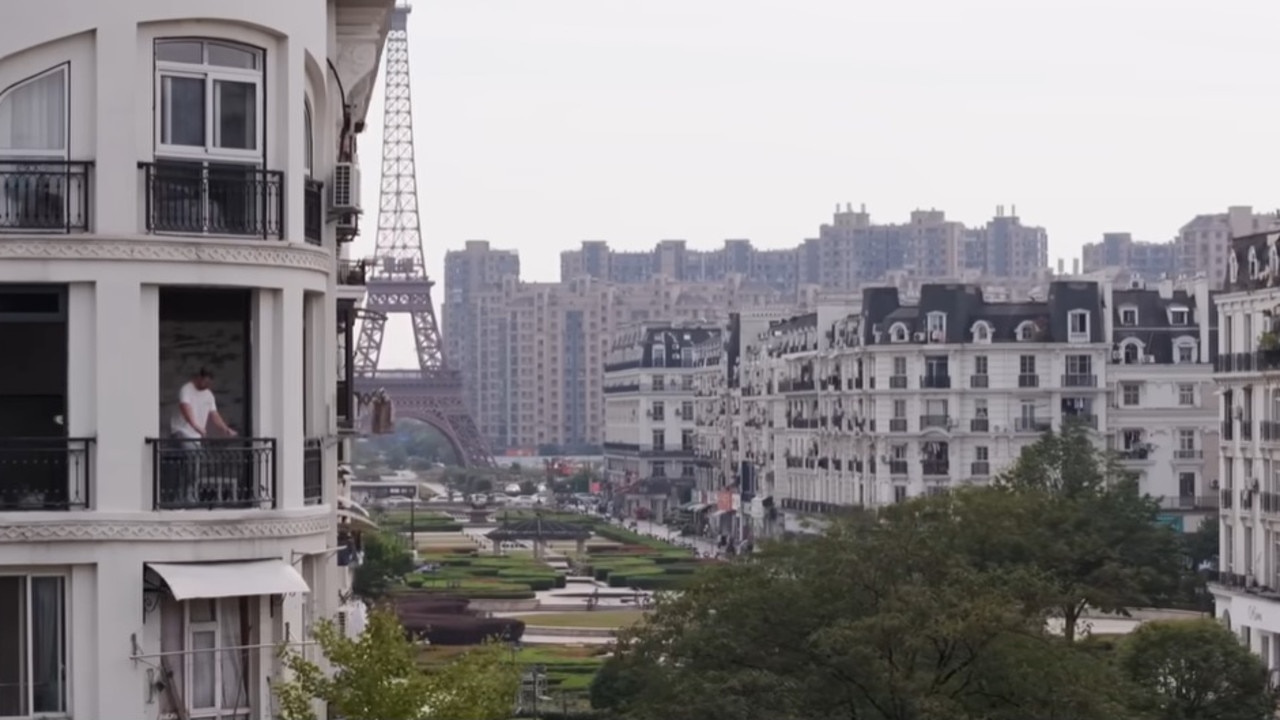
[{"x1": 147, "y1": 559, "x2": 310, "y2": 601}]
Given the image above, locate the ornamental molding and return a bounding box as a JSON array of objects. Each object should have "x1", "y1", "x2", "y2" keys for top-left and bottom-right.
[
  {"x1": 0, "y1": 237, "x2": 331, "y2": 273},
  {"x1": 0, "y1": 512, "x2": 332, "y2": 543}
]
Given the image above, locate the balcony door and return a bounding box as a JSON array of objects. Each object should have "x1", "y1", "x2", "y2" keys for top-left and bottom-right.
[{"x1": 0, "y1": 286, "x2": 70, "y2": 510}]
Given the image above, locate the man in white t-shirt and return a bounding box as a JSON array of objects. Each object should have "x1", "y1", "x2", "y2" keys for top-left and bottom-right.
[{"x1": 171, "y1": 367, "x2": 237, "y2": 440}]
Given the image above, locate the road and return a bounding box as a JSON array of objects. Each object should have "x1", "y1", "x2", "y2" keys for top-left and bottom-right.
[{"x1": 603, "y1": 514, "x2": 724, "y2": 557}]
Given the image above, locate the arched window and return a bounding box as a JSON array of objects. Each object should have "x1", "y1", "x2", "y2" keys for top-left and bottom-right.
[
  {"x1": 1120, "y1": 339, "x2": 1143, "y2": 364},
  {"x1": 889, "y1": 323, "x2": 909, "y2": 343},
  {"x1": 303, "y1": 98, "x2": 313, "y2": 177},
  {"x1": 971, "y1": 321, "x2": 992, "y2": 343},
  {"x1": 0, "y1": 66, "x2": 67, "y2": 157},
  {"x1": 155, "y1": 39, "x2": 263, "y2": 158},
  {"x1": 1015, "y1": 321, "x2": 1037, "y2": 341}
]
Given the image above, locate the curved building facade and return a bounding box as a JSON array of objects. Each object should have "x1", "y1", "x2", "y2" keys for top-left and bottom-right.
[{"x1": 0, "y1": 0, "x2": 391, "y2": 716}]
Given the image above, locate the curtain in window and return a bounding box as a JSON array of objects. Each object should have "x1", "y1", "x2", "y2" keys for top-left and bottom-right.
[
  {"x1": 0, "y1": 577, "x2": 27, "y2": 716},
  {"x1": 159, "y1": 596, "x2": 185, "y2": 716},
  {"x1": 30, "y1": 577, "x2": 63, "y2": 714},
  {"x1": 0, "y1": 70, "x2": 65, "y2": 152},
  {"x1": 220, "y1": 597, "x2": 248, "y2": 716}
]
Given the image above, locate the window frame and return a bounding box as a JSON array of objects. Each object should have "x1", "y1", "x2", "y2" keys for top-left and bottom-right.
[
  {"x1": 1122, "y1": 383, "x2": 1141, "y2": 406},
  {"x1": 1118, "y1": 306, "x2": 1138, "y2": 326},
  {"x1": 0, "y1": 572, "x2": 68, "y2": 718},
  {"x1": 185, "y1": 599, "x2": 222, "y2": 713},
  {"x1": 302, "y1": 97, "x2": 313, "y2": 177},
  {"x1": 154, "y1": 39, "x2": 265, "y2": 162},
  {"x1": 0, "y1": 64, "x2": 70, "y2": 160},
  {"x1": 1067, "y1": 310, "x2": 1090, "y2": 341},
  {"x1": 1178, "y1": 383, "x2": 1195, "y2": 406}
]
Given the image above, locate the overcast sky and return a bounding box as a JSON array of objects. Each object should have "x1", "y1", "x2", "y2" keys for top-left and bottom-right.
[{"x1": 351, "y1": 0, "x2": 1280, "y2": 364}]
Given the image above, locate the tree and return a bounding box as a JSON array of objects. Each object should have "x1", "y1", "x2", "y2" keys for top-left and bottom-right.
[
  {"x1": 597, "y1": 500, "x2": 1129, "y2": 720},
  {"x1": 957, "y1": 423, "x2": 1184, "y2": 641},
  {"x1": 275, "y1": 609, "x2": 519, "y2": 720},
  {"x1": 352, "y1": 531, "x2": 415, "y2": 601},
  {"x1": 1118, "y1": 619, "x2": 1277, "y2": 720}
]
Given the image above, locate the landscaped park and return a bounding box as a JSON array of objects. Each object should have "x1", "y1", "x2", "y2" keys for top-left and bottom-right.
[{"x1": 363, "y1": 506, "x2": 718, "y2": 710}]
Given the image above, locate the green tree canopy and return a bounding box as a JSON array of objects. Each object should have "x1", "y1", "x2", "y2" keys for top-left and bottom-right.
[
  {"x1": 1118, "y1": 619, "x2": 1277, "y2": 720},
  {"x1": 276, "y1": 609, "x2": 519, "y2": 720},
  {"x1": 596, "y1": 499, "x2": 1129, "y2": 720},
  {"x1": 352, "y1": 531, "x2": 414, "y2": 601}
]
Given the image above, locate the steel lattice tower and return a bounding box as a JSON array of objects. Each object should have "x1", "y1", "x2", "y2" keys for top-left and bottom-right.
[{"x1": 352, "y1": 3, "x2": 493, "y2": 467}]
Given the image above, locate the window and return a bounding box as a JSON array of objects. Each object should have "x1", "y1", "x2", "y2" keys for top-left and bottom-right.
[
  {"x1": 0, "y1": 575, "x2": 66, "y2": 716},
  {"x1": 1178, "y1": 384, "x2": 1195, "y2": 406},
  {"x1": 0, "y1": 66, "x2": 67, "y2": 157},
  {"x1": 974, "y1": 356, "x2": 988, "y2": 375},
  {"x1": 893, "y1": 485, "x2": 907, "y2": 503},
  {"x1": 1068, "y1": 310, "x2": 1089, "y2": 340},
  {"x1": 1065, "y1": 354, "x2": 1092, "y2": 374},
  {"x1": 1122, "y1": 383, "x2": 1141, "y2": 406},
  {"x1": 1179, "y1": 430, "x2": 1196, "y2": 451},
  {"x1": 1119, "y1": 307, "x2": 1138, "y2": 326},
  {"x1": 303, "y1": 98, "x2": 313, "y2": 177},
  {"x1": 971, "y1": 321, "x2": 991, "y2": 343},
  {"x1": 974, "y1": 398, "x2": 988, "y2": 418},
  {"x1": 976, "y1": 446, "x2": 989, "y2": 461},
  {"x1": 681, "y1": 462, "x2": 696, "y2": 478},
  {"x1": 1179, "y1": 472, "x2": 1196, "y2": 497},
  {"x1": 680, "y1": 400, "x2": 693, "y2": 421},
  {"x1": 651, "y1": 430, "x2": 665, "y2": 450},
  {"x1": 681, "y1": 429, "x2": 694, "y2": 451},
  {"x1": 1019, "y1": 355, "x2": 1036, "y2": 374},
  {"x1": 1016, "y1": 321, "x2": 1037, "y2": 341},
  {"x1": 892, "y1": 399, "x2": 906, "y2": 418},
  {"x1": 889, "y1": 323, "x2": 909, "y2": 342},
  {"x1": 155, "y1": 39, "x2": 263, "y2": 157},
  {"x1": 925, "y1": 312, "x2": 946, "y2": 342},
  {"x1": 892, "y1": 357, "x2": 907, "y2": 375},
  {"x1": 651, "y1": 461, "x2": 666, "y2": 477},
  {"x1": 1170, "y1": 306, "x2": 1189, "y2": 325},
  {"x1": 1175, "y1": 339, "x2": 1197, "y2": 364},
  {"x1": 650, "y1": 401, "x2": 665, "y2": 422},
  {"x1": 651, "y1": 375, "x2": 664, "y2": 391}
]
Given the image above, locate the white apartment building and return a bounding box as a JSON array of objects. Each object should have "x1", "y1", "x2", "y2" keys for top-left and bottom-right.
[
  {"x1": 0, "y1": 0, "x2": 392, "y2": 716},
  {"x1": 720, "y1": 280, "x2": 1218, "y2": 540},
  {"x1": 1212, "y1": 230, "x2": 1280, "y2": 668},
  {"x1": 603, "y1": 324, "x2": 719, "y2": 523}
]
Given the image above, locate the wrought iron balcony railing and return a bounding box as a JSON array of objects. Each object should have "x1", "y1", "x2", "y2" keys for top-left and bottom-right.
[
  {"x1": 0, "y1": 161, "x2": 93, "y2": 232},
  {"x1": 338, "y1": 259, "x2": 369, "y2": 286},
  {"x1": 304, "y1": 438, "x2": 324, "y2": 505},
  {"x1": 148, "y1": 437, "x2": 277, "y2": 510},
  {"x1": 140, "y1": 161, "x2": 284, "y2": 239},
  {"x1": 0, "y1": 437, "x2": 94, "y2": 510}
]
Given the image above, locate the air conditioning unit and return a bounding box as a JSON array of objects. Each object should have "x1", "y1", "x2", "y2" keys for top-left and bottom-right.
[{"x1": 331, "y1": 162, "x2": 361, "y2": 211}]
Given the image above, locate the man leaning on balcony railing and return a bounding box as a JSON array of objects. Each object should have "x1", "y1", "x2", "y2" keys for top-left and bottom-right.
[{"x1": 169, "y1": 368, "x2": 237, "y2": 503}]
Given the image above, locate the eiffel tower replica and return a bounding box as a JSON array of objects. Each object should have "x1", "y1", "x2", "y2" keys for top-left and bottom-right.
[{"x1": 352, "y1": 3, "x2": 493, "y2": 467}]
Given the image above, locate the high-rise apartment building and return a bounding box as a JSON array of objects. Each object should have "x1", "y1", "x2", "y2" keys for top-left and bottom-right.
[
  {"x1": 1176, "y1": 206, "x2": 1277, "y2": 287},
  {"x1": 1081, "y1": 232, "x2": 1177, "y2": 280},
  {"x1": 444, "y1": 242, "x2": 801, "y2": 452},
  {"x1": 560, "y1": 238, "x2": 800, "y2": 290}
]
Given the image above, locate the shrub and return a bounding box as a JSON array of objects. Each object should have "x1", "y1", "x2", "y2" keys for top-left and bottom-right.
[
  {"x1": 399, "y1": 613, "x2": 526, "y2": 645},
  {"x1": 391, "y1": 592, "x2": 470, "y2": 615}
]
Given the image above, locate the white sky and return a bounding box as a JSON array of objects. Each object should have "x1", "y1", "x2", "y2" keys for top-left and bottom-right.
[{"x1": 351, "y1": 0, "x2": 1280, "y2": 367}]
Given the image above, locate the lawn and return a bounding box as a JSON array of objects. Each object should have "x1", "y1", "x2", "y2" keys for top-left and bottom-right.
[{"x1": 513, "y1": 610, "x2": 647, "y2": 629}]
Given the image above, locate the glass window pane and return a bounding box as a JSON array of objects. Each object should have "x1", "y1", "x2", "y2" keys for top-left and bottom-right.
[
  {"x1": 189, "y1": 598, "x2": 216, "y2": 624},
  {"x1": 156, "y1": 40, "x2": 204, "y2": 64},
  {"x1": 161, "y1": 76, "x2": 206, "y2": 146},
  {"x1": 207, "y1": 43, "x2": 259, "y2": 70},
  {"x1": 214, "y1": 81, "x2": 256, "y2": 151},
  {"x1": 0, "y1": 576, "x2": 29, "y2": 716},
  {"x1": 190, "y1": 630, "x2": 217, "y2": 709},
  {"x1": 31, "y1": 577, "x2": 64, "y2": 714},
  {"x1": 0, "y1": 69, "x2": 66, "y2": 152}
]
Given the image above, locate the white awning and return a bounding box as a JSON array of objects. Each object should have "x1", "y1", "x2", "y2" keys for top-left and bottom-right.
[
  {"x1": 337, "y1": 508, "x2": 378, "y2": 530},
  {"x1": 148, "y1": 559, "x2": 310, "y2": 601},
  {"x1": 337, "y1": 496, "x2": 370, "y2": 517}
]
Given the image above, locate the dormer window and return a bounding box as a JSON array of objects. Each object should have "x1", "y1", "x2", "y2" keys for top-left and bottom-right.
[
  {"x1": 1249, "y1": 246, "x2": 1260, "y2": 279},
  {"x1": 1174, "y1": 337, "x2": 1197, "y2": 364},
  {"x1": 1169, "y1": 306, "x2": 1189, "y2": 325},
  {"x1": 925, "y1": 312, "x2": 946, "y2": 343},
  {"x1": 971, "y1": 321, "x2": 992, "y2": 344},
  {"x1": 1118, "y1": 306, "x2": 1138, "y2": 326},
  {"x1": 1229, "y1": 252, "x2": 1240, "y2": 284},
  {"x1": 889, "y1": 323, "x2": 909, "y2": 343},
  {"x1": 1119, "y1": 339, "x2": 1144, "y2": 364},
  {"x1": 1068, "y1": 311, "x2": 1089, "y2": 342},
  {"x1": 1015, "y1": 321, "x2": 1037, "y2": 342}
]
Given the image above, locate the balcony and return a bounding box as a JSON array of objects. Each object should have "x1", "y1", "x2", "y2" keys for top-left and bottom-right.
[
  {"x1": 140, "y1": 161, "x2": 284, "y2": 239},
  {"x1": 1242, "y1": 421, "x2": 1254, "y2": 441},
  {"x1": 970, "y1": 374, "x2": 989, "y2": 389},
  {"x1": 0, "y1": 438, "x2": 94, "y2": 510},
  {"x1": 304, "y1": 438, "x2": 323, "y2": 505},
  {"x1": 889, "y1": 418, "x2": 908, "y2": 432},
  {"x1": 338, "y1": 259, "x2": 369, "y2": 286},
  {"x1": 1154, "y1": 495, "x2": 1219, "y2": 511},
  {"x1": 919, "y1": 414, "x2": 950, "y2": 430},
  {"x1": 1262, "y1": 421, "x2": 1280, "y2": 442},
  {"x1": 1014, "y1": 418, "x2": 1051, "y2": 433},
  {"x1": 1220, "y1": 488, "x2": 1234, "y2": 509},
  {"x1": 604, "y1": 383, "x2": 641, "y2": 394},
  {"x1": 148, "y1": 437, "x2": 277, "y2": 510},
  {"x1": 921, "y1": 374, "x2": 951, "y2": 389},
  {"x1": 0, "y1": 161, "x2": 93, "y2": 232},
  {"x1": 889, "y1": 375, "x2": 908, "y2": 389},
  {"x1": 1173, "y1": 449, "x2": 1203, "y2": 460},
  {"x1": 970, "y1": 461, "x2": 990, "y2": 476},
  {"x1": 1222, "y1": 420, "x2": 1234, "y2": 441},
  {"x1": 1216, "y1": 350, "x2": 1280, "y2": 374},
  {"x1": 969, "y1": 418, "x2": 990, "y2": 432},
  {"x1": 1018, "y1": 374, "x2": 1039, "y2": 388},
  {"x1": 922, "y1": 461, "x2": 950, "y2": 476},
  {"x1": 889, "y1": 460, "x2": 908, "y2": 475},
  {"x1": 1116, "y1": 447, "x2": 1152, "y2": 461},
  {"x1": 304, "y1": 179, "x2": 323, "y2": 245},
  {"x1": 1061, "y1": 373, "x2": 1097, "y2": 388},
  {"x1": 1062, "y1": 414, "x2": 1097, "y2": 429}
]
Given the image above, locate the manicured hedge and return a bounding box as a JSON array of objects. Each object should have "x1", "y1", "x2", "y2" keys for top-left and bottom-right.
[{"x1": 400, "y1": 613, "x2": 526, "y2": 645}]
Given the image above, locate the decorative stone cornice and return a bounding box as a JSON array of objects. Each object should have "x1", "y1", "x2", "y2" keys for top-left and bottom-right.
[
  {"x1": 0, "y1": 511, "x2": 332, "y2": 543},
  {"x1": 0, "y1": 236, "x2": 332, "y2": 272}
]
